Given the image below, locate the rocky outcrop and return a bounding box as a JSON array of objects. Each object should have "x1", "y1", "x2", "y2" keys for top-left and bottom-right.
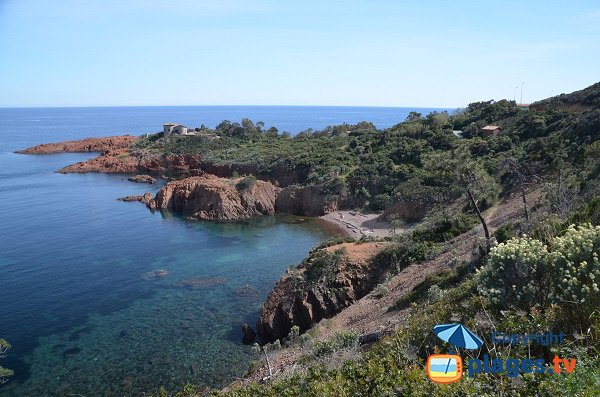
[
  {"x1": 241, "y1": 323, "x2": 257, "y2": 345},
  {"x1": 128, "y1": 174, "x2": 156, "y2": 184},
  {"x1": 275, "y1": 184, "x2": 338, "y2": 216},
  {"x1": 380, "y1": 201, "x2": 429, "y2": 223},
  {"x1": 256, "y1": 242, "x2": 389, "y2": 344},
  {"x1": 147, "y1": 174, "x2": 281, "y2": 221},
  {"x1": 58, "y1": 149, "x2": 140, "y2": 173},
  {"x1": 118, "y1": 192, "x2": 154, "y2": 204},
  {"x1": 17, "y1": 136, "x2": 137, "y2": 154}
]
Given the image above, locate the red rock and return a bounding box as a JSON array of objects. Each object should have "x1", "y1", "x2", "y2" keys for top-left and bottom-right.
[
  {"x1": 148, "y1": 174, "x2": 281, "y2": 221},
  {"x1": 17, "y1": 136, "x2": 137, "y2": 154}
]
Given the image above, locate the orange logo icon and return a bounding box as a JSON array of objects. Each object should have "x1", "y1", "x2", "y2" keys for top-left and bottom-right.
[{"x1": 427, "y1": 354, "x2": 463, "y2": 384}]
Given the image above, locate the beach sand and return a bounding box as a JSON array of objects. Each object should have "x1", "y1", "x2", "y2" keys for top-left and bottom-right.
[{"x1": 319, "y1": 210, "x2": 398, "y2": 238}]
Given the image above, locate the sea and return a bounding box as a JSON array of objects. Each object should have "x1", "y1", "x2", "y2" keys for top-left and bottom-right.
[{"x1": 0, "y1": 106, "x2": 448, "y2": 396}]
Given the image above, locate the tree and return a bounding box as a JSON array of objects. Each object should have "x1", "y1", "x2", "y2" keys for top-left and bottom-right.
[
  {"x1": 435, "y1": 154, "x2": 500, "y2": 250},
  {"x1": 0, "y1": 339, "x2": 13, "y2": 384},
  {"x1": 500, "y1": 157, "x2": 541, "y2": 223},
  {"x1": 405, "y1": 111, "x2": 422, "y2": 122}
]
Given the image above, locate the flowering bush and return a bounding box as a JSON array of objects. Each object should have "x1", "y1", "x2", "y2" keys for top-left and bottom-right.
[
  {"x1": 549, "y1": 224, "x2": 600, "y2": 311},
  {"x1": 479, "y1": 224, "x2": 600, "y2": 316},
  {"x1": 478, "y1": 236, "x2": 549, "y2": 307}
]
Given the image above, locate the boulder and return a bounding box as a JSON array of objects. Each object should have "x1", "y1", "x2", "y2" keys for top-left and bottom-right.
[
  {"x1": 128, "y1": 174, "x2": 156, "y2": 184},
  {"x1": 241, "y1": 323, "x2": 257, "y2": 345},
  {"x1": 147, "y1": 174, "x2": 281, "y2": 221}
]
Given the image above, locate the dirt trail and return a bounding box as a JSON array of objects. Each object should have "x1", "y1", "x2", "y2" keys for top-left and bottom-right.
[{"x1": 236, "y1": 190, "x2": 542, "y2": 384}]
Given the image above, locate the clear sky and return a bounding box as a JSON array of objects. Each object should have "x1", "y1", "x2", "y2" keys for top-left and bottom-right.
[{"x1": 0, "y1": 0, "x2": 598, "y2": 108}]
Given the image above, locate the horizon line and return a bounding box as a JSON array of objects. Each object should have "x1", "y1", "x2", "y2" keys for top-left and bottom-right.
[{"x1": 0, "y1": 104, "x2": 462, "y2": 110}]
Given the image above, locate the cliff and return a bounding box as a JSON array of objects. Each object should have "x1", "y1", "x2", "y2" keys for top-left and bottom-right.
[
  {"x1": 17, "y1": 136, "x2": 137, "y2": 154},
  {"x1": 275, "y1": 184, "x2": 338, "y2": 216},
  {"x1": 256, "y1": 242, "x2": 389, "y2": 343},
  {"x1": 146, "y1": 174, "x2": 281, "y2": 221},
  {"x1": 58, "y1": 149, "x2": 140, "y2": 173}
]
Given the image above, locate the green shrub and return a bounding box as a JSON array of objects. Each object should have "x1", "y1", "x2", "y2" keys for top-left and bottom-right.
[
  {"x1": 371, "y1": 237, "x2": 436, "y2": 274},
  {"x1": 314, "y1": 331, "x2": 359, "y2": 357},
  {"x1": 493, "y1": 222, "x2": 519, "y2": 243},
  {"x1": 304, "y1": 249, "x2": 345, "y2": 282},
  {"x1": 0, "y1": 339, "x2": 13, "y2": 385},
  {"x1": 412, "y1": 210, "x2": 477, "y2": 243},
  {"x1": 235, "y1": 175, "x2": 257, "y2": 191},
  {"x1": 370, "y1": 193, "x2": 391, "y2": 211}
]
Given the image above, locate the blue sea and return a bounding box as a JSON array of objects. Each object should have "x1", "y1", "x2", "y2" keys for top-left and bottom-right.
[{"x1": 0, "y1": 106, "x2": 447, "y2": 396}]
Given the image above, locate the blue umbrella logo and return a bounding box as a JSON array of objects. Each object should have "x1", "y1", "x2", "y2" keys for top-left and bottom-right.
[{"x1": 433, "y1": 323, "x2": 483, "y2": 350}]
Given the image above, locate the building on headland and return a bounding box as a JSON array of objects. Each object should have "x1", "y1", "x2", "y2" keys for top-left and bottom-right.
[
  {"x1": 163, "y1": 123, "x2": 189, "y2": 136},
  {"x1": 481, "y1": 125, "x2": 502, "y2": 137}
]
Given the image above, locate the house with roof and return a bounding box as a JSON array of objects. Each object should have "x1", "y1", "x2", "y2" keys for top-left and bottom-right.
[
  {"x1": 163, "y1": 123, "x2": 189, "y2": 136},
  {"x1": 481, "y1": 125, "x2": 502, "y2": 137}
]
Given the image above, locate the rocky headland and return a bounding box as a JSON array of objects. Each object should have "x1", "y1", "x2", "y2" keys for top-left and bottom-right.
[
  {"x1": 256, "y1": 241, "x2": 390, "y2": 343},
  {"x1": 16, "y1": 135, "x2": 137, "y2": 154},
  {"x1": 146, "y1": 174, "x2": 281, "y2": 221}
]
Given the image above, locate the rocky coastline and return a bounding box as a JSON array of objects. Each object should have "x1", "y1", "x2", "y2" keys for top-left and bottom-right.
[
  {"x1": 16, "y1": 135, "x2": 137, "y2": 154},
  {"x1": 18, "y1": 136, "x2": 394, "y2": 347}
]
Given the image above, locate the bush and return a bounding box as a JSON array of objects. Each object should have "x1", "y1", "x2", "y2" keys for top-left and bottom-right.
[
  {"x1": 371, "y1": 238, "x2": 435, "y2": 274},
  {"x1": 412, "y1": 210, "x2": 477, "y2": 243},
  {"x1": 370, "y1": 193, "x2": 391, "y2": 211},
  {"x1": 549, "y1": 224, "x2": 600, "y2": 311},
  {"x1": 314, "y1": 331, "x2": 359, "y2": 357},
  {"x1": 478, "y1": 224, "x2": 600, "y2": 318},
  {"x1": 304, "y1": 249, "x2": 345, "y2": 282},
  {"x1": 235, "y1": 175, "x2": 257, "y2": 191},
  {"x1": 478, "y1": 236, "x2": 549, "y2": 307}
]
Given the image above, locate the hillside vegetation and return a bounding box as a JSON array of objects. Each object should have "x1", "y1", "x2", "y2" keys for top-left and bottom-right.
[{"x1": 146, "y1": 83, "x2": 600, "y2": 397}]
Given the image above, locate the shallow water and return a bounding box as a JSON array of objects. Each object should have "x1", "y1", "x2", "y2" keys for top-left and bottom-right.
[{"x1": 0, "y1": 106, "x2": 445, "y2": 396}]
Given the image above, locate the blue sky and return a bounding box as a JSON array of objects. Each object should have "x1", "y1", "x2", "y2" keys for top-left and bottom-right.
[{"x1": 0, "y1": 0, "x2": 598, "y2": 107}]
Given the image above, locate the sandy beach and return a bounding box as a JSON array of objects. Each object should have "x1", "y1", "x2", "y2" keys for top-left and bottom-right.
[{"x1": 320, "y1": 210, "x2": 399, "y2": 238}]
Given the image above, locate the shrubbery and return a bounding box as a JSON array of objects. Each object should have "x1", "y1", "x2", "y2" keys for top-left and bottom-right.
[
  {"x1": 478, "y1": 224, "x2": 600, "y2": 321},
  {"x1": 314, "y1": 331, "x2": 359, "y2": 357},
  {"x1": 235, "y1": 175, "x2": 257, "y2": 191},
  {"x1": 412, "y1": 210, "x2": 477, "y2": 243}
]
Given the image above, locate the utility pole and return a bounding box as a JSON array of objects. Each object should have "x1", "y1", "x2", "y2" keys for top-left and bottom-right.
[
  {"x1": 520, "y1": 82, "x2": 525, "y2": 105},
  {"x1": 514, "y1": 86, "x2": 519, "y2": 103}
]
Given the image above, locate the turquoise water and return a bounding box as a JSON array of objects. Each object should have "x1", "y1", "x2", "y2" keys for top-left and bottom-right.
[{"x1": 0, "y1": 106, "x2": 446, "y2": 396}]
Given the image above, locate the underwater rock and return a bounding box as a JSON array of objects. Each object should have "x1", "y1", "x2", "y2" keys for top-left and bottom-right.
[
  {"x1": 235, "y1": 284, "x2": 259, "y2": 297},
  {"x1": 241, "y1": 323, "x2": 256, "y2": 344},
  {"x1": 63, "y1": 346, "x2": 81, "y2": 358},
  {"x1": 119, "y1": 192, "x2": 154, "y2": 205},
  {"x1": 178, "y1": 277, "x2": 226, "y2": 289},
  {"x1": 143, "y1": 269, "x2": 169, "y2": 280},
  {"x1": 128, "y1": 174, "x2": 156, "y2": 184}
]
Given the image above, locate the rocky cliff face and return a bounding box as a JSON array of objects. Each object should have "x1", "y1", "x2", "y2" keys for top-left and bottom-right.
[
  {"x1": 275, "y1": 184, "x2": 338, "y2": 216},
  {"x1": 381, "y1": 201, "x2": 429, "y2": 223},
  {"x1": 256, "y1": 242, "x2": 388, "y2": 344},
  {"x1": 17, "y1": 136, "x2": 137, "y2": 154},
  {"x1": 58, "y1": 149, "x2": 140, "y2": 174},
  {"x1": 147, "y1": 174, "x2": 281, "y2": 221}
]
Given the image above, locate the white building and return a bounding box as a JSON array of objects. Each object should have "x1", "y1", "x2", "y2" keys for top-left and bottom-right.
[{"x1": 163, "y1": 123, "x2": 189, "y2": 136}]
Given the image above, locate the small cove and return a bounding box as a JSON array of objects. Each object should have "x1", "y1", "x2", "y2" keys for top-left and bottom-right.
[{"x1": 0, "y1": 106, "x2": 445, "y2": 396}]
